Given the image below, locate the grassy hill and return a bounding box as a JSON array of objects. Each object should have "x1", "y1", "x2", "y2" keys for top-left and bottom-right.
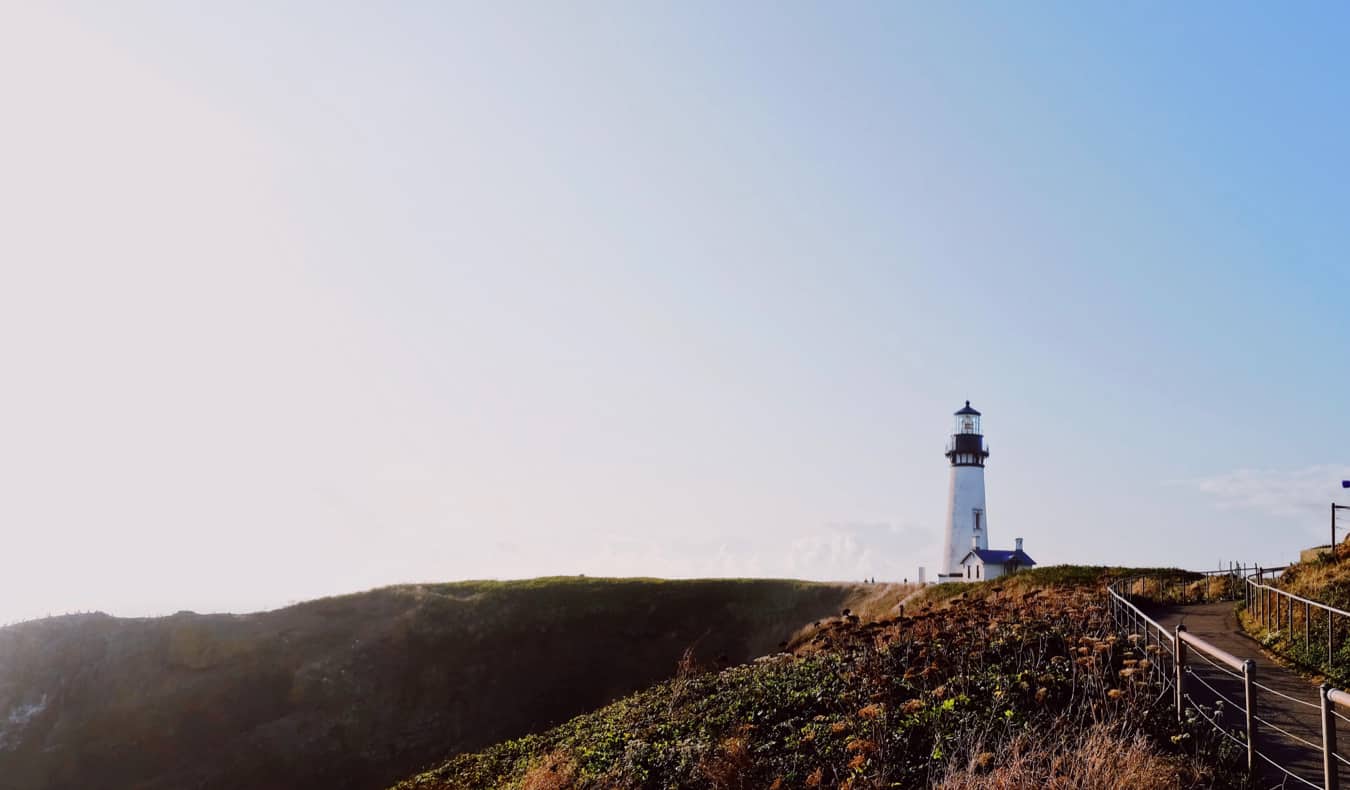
[
  {"x1": 1241, "y1": 540, "x2": 1350, "y2": 683},
  {"x1": 1263, "y1": 540, "x2": 1350, "y2": 610},
  {"x1": 0, "y1": 577, "x2": 890, "y2": 790},
  {"x1": 394, "y1": 567, "x2": 1242, "y2": 789}
]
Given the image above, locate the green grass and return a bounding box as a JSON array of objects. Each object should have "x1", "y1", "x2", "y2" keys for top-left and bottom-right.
[
  {"x1": 393, "y1": 568, "x2": 1243, "y2": 790},
  {"x1": 0, "y1": 576, "x2": 881, "y2": 790},
  {"x1": 915, "y1": 565, "x2": 1190, "y2": 606}
]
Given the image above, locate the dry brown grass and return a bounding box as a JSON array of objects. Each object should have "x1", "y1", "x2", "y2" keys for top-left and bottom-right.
[
  {"x1": 783, "y1": 582, "x2": 923, "y2": 651},
  {"x1": 1275, "y1": 546, "x2": 1350, "y2": 610},
  {"x1": 1128, "y1": 577, "x2": 1163, "y2": 598},
  {"x1": 519, "y1": 751, "x2": 578, "y2": 790},
  {"x1": 700, "y1": 734, "x2": 754, "y2": 790},
  {"x1": 938, "y1": 723, "x2": 1205, "y2": 789}
]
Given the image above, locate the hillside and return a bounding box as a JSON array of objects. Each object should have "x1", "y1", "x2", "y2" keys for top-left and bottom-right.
[
  {"x1": 1242, "y1": 540, "x2": 1350, "y2": 683},
  {"x1": 1266, "y1": 539, "x2": 1350, "y2": 610},
  {"x1": 394, "y1": 567, "x2": 1242, "y2": 789},
  {"x1": 0, "y1": 577, "x2": 890, "y2": 790}
]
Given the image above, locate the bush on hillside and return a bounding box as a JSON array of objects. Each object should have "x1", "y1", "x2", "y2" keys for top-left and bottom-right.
[{"x1": 396, "y1": 578, "x2": 1243, "y2": 789}]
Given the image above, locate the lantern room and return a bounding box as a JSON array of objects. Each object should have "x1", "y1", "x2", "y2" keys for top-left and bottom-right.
[
  {"x1": 953, "y1": 401, "x2": 981, "y2": 435},
  {"x1": 945, "y1": 401, "x2": 989, "y2": 467}
]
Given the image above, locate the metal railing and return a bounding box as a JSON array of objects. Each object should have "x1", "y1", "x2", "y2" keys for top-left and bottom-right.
[
  {"x1": 1246, "y1": 567, "x2": 1350, "y2": 673},
  {"x1": 1108, "y1": 568, "x2": 1350, "y2": 788}
]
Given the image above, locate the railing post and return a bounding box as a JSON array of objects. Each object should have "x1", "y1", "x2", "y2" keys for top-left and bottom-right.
[
  {"x1": 1289, "y1": 593, "x2": 1294, "y2": 637},
  {"x1": 1332, "y1": 608, "x2": 1337, "y2": 666},
  {"x1": 1174, "y1": 624, "x2": 1187, "y2": 723},
  {"x1": 1322, "y1": 684, "x2": 1338, "y2": 790},
  {"x1": 1243, "y1": 659, "x2": 1257, "y2": 777},
  {"x1": 1306, "y1": 601, "x2": 1311, "y2": 650},
  {"x1": 1258, "y1": 567, "x2": 1265, "y2": 626}
]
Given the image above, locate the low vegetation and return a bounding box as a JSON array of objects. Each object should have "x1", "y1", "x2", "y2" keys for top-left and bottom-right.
[
  {"x1": 0, "y1": 577, "x2": 882, "y2": 790},
  {"x1": 1264, "y1": 540, "x2": 1350, "y2": 611},
  {"x1": 1239, "y1": 541, "x2": 1350, "y2": 684},
  {"x1": 395, "y1": 567, "x2": 1244, "y2": 789}
]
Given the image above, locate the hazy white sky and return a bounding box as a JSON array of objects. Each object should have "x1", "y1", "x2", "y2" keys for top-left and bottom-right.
[{"x1": 2, "y1": 3, "x2": 1348, "y2": 623}]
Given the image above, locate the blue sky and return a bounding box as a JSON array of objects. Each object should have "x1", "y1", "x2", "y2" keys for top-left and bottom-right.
[{"x1": 1, "y1": 3, "x2": 1347, "y2": 622}]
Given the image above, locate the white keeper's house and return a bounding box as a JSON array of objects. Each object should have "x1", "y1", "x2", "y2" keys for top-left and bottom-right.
[{"x1": 938, "y1": 401, "x2": 1036, "y2": 582}]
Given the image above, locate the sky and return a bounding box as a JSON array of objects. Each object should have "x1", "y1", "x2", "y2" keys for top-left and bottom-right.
[{"x1": 1, "y1": 3, "x2": 1348, "y2": 623}]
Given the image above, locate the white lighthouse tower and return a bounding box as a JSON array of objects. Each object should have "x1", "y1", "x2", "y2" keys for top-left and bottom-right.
[{"x1": 940, "y1": 401, "x2": 990, "y2": 579}]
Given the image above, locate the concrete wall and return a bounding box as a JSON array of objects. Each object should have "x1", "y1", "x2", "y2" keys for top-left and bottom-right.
[{"x1": 1301, "y1": 545, "x2": 1333, "y2": 564}]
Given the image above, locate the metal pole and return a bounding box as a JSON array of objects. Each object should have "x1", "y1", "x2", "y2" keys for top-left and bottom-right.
[
  {"x1": 1257, "y1": 578, "x2": 1263, "y2": 624},
  {"x1": 1289, "y1": 593, "x2": 1294, "y2": 637},
  {"x1": 1322, "y1": 684, "x2": 1338, "y2": 790},
  {"x1": 1175, "y1": 624, "x2": 1187, "y2": 723},
  {"x1": 1331, "y1": 608, "x2": 1336, "y2": 666},
  {"x1": 1243, "y1": 659, "x2": 1257, "y2": 776},
  {"x1": 1306, "y1": 601, "x2": 1311, "y2": 649}
]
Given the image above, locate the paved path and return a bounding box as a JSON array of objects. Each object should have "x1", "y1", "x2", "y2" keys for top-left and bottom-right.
[{"x1": 1143, "y1": 600, "x2": 1345, "y2": 789}]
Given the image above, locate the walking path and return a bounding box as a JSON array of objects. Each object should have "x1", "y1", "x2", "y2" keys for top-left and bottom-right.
[{"x1": 1143, "y1": 599, "x2": 1345, "y2": 788}]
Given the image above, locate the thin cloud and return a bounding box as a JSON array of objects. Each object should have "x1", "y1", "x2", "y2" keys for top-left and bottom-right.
[{"x1": 1173, "y1": 465, "x2": 1350, "y2": 519}]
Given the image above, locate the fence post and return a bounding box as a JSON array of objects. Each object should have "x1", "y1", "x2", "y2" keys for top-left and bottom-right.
[
  {"x1": 1322, "y1": 684, "x2": 1338, "y2": 790},
  {"x1": 1258, "y1": 567, "x2": 1265, "y2": 627},
  {"x1": 1243, "y1": 659, "x2": 1257, "y2": 777},
  {"x1": 1306, "y1": 601, "x2": 1311, "y2": 650},
  {"x1": 1289, "y1": 593, "x2": 1294, "y2": 637},
  {"x1": 1174, "y1": 624, "x2": 1187, "y2": 723},
  {"x1": 1332, "y1": 608, "x2": 1337, "y2": 667}
]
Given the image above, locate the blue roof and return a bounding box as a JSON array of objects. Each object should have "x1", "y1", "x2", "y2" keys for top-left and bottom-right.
[{"x1": 962, "y1": 548, "x2": 1036, "y2": 566}]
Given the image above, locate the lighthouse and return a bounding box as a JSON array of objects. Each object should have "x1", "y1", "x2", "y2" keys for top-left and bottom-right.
[{"x1": 940, "y1": 401, "x2": 990, "y2": 579}]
